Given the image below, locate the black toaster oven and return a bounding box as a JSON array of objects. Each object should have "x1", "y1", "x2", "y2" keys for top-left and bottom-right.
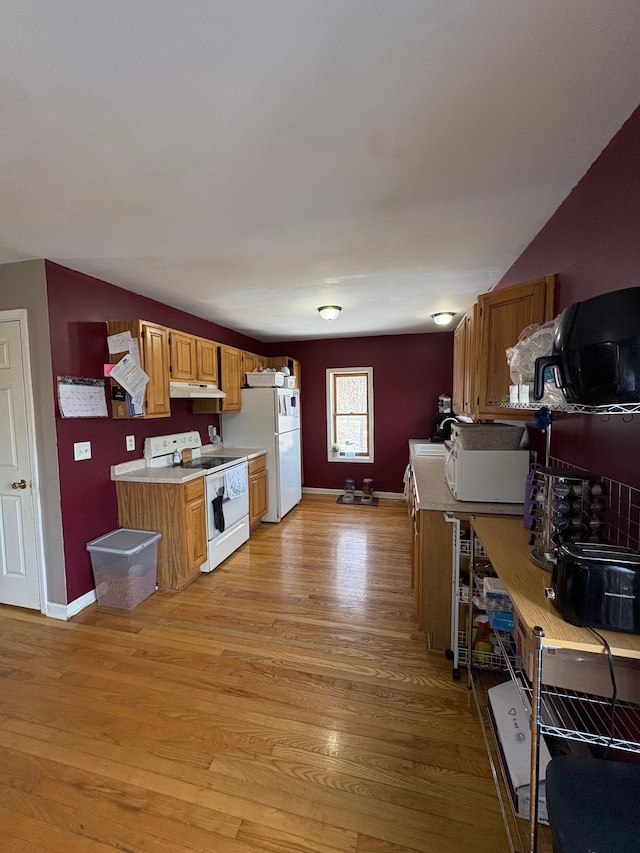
[{"x1": 548, "y1": 542, "x2": 640, "y2": 634}]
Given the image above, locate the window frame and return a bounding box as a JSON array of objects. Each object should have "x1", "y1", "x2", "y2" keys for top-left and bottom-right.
[{"x1": 326, "y1": 367, "x2": 374, "y2": 463}]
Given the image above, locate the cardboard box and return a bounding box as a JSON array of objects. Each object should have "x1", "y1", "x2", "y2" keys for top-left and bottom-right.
[
  {"x1": 488, "y1": 679, "x2": 551, "y2": 824},
  {"x1": 515, "y1": 617, "x2": 640, "y2": 703}
]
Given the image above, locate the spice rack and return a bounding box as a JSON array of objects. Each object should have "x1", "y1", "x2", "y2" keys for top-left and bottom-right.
[{"x1": 527, "y1": 467, "x2": 607, "y2": 570}]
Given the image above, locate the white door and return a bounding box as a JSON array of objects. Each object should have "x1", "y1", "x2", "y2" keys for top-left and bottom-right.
[{"x1": 0, "y1": 317, "x2": 41, "y2": 608}]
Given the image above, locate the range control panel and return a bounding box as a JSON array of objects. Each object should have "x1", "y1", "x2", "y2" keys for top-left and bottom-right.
[{"x1": 143, "y1": 431, "x2": 202, "y2": 462}]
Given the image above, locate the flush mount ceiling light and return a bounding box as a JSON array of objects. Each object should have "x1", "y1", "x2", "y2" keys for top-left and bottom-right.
[
  {"x1": 318, "y1": 305, "x2": 342, "y2": 321},
  {"x1": 432, "y1": 312, "x2": 455, "y2": 326}
]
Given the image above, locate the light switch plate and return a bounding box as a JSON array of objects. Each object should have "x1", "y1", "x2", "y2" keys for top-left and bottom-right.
[
  {"x1": 126, "y1": 435, "x2": 135, "y2": 451},
  {"x1": 74, "y1": 441, "x2": 92, "y2": 461}
]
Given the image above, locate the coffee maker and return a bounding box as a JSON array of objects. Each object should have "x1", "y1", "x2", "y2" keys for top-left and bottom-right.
[{"x1": 431, "y1": 394, "x2": 457, "y2": 442}]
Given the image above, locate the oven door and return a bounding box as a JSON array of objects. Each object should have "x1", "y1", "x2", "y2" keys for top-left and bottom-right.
[{"x1": 206, "y1": 463, "x2": 249, "y2": 542}]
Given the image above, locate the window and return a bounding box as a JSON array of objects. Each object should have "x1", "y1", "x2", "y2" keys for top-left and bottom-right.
[{"x1": 326, "y1": 367, "x2": 374, "y2": 462}]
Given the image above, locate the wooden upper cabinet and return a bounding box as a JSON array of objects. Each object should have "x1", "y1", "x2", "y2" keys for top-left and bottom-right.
[
  {"x1": 242, "y1": 351, "x2": 265, "y2": 382},
  {"x1": 107, "y1": 320, "x2": 171, "y2": 419},
  {"x1": 196, "y1": 338, "x2": 218, "y2": 384},
  {"x1": 265, "y1": 356, "x2": 301, "y2": 389},
  {"x1": 218, "y1": 344, "x2": 242, "y2": 411},
  {"x1": 290, "y1": 358, "x2": 301, "y2": 391},
  {"x1": 169, "y1": 331, "x2": 218, "y2": 384},
  {"x1": 474, "y1": 274, "x2": 556, "y2": 420},
  {"x1": 169, "y1": 330, "x2": 197, "y2": 381},
  {"x1": 142, "y1": 323, "x2": 172, "y2": 417},
  {"x1": 452, "y1": 306, "x2": 476, "y2": 417}
]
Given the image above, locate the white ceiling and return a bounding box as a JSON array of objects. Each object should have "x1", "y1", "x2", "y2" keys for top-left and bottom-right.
[{"x1": 1, "y1": 1, "x2": 640, "y2": 342}]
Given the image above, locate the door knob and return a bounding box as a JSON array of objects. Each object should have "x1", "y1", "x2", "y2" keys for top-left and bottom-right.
[{"x1": 11, "y1": 479, "x2": 27, "y2": 490}]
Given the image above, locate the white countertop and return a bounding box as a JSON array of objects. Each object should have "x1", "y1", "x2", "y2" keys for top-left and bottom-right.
[
  {"x1": 111, "y1": 444, "x2": 267, "y2": 485},
  {"x1": 408, "y1": 439, "x2": 523, "y2": 515}
]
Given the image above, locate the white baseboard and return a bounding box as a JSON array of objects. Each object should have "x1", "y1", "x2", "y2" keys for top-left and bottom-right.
[
  {"x1": 45, "y1": 589, "x2": 97, "y2": 621},
  {"x1": 302, "y1": 486, "x2": 404, "y2": 500}
]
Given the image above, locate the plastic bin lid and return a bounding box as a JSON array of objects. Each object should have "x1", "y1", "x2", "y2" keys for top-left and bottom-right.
[{"x1": 86, "y1": 528, "x2": 161, "y2": 555}]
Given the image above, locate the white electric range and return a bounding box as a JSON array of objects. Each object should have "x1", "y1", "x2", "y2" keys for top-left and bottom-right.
[{"x1": 144, "y1": 431, "x2": 249, "y2": 572}]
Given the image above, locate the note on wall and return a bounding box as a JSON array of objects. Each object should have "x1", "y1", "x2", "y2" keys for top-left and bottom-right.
[
  {"x1": 57, "y1": 376, "x2": 108, "y2": 418},
  {"x1": 106, "y1": 330, "x2": 133, "y2": 355}
]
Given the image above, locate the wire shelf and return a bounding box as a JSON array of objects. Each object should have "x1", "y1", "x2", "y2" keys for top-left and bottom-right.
[
  {"x1": 517, "y1": 680, "x2": 640, "y2": 754},
  {"x1": 497, "y1": 401, "x2": 640, "y2": 415},
  {"x1": 458, "y1": 631, "x2": 521, "y2": 672}
]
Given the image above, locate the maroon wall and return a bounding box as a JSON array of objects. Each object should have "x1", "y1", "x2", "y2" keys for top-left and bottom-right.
[
  {"x1": 494, "y1": 105, "x2": 640, "y2": 489},
  {"x1": 46, "y1": 262, "x2": 264, "y2": 603},
  {"x1": 272, "y1": 333, "x2": 454, "y2": 494}
]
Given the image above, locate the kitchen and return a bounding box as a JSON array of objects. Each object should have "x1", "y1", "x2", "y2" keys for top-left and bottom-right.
[
  {"x1": 0, "y1": 20, "x2": 640, "y2": 853},
  {"x1": 1, "y1": 100, "x2": 640, "y2": 615}
]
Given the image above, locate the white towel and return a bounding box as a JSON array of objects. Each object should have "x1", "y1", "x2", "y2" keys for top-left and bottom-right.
[{"x1": 224, "y1": 465, "x2": 248, "y2": 500}]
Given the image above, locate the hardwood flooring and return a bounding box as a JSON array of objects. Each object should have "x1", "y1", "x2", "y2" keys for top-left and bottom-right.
[{"x1": 0, "y1": 494, "x2": 515, "y2": 852}]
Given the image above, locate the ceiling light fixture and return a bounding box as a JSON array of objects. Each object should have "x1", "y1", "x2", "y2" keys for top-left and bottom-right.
[
  {"x1": 318, "y1": 305, "x2": 342, "y2": 321},
  {"x1": 432, "y1": 312, "x2": 455, "y2": 326}
]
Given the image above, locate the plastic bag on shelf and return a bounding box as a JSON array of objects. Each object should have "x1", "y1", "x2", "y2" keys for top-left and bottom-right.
[{"x1": 506, "y1": 317, "x2": 566, "y2": 406}]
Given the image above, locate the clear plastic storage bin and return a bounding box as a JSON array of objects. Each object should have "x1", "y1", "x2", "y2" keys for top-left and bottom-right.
[{"x1": 86, "y1": 528, "x2": 161, "y2": 609}]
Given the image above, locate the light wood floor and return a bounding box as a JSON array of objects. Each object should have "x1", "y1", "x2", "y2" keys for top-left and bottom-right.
[{"x1": 0, "y1": 494, "x2": 515, "y2": 852}]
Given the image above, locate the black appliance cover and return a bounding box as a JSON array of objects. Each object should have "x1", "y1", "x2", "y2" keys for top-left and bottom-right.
[{"x1": 534, "y1": 286, "x2": 640, "y2": 405}]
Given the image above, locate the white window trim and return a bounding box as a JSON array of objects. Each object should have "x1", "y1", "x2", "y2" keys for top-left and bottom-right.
[{"x1": 326, "y1": 367, "x2": 374, "y2": 463}]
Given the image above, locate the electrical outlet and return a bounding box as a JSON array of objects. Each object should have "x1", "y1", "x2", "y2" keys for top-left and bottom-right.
[
  {"x1": 74, "y1": 441, "x2": 92, "y2": 461},
  {"x1": 126, "y1": 435, "x2": 135, "y2": 451}
]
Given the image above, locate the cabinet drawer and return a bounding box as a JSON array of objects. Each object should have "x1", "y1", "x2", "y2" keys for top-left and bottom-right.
[
  {"x1": 183, "y1": 477, "x2": 204, "y2": 503},
  {"x1": 248, "y1": 454, "x2": 266, "y2": 476}
]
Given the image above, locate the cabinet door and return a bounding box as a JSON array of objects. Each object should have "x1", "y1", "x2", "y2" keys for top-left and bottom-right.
[
  {"x1": 184, "y1": 494, "x2": 207, "y2": 574},
  {"x1": 291, "y1": 359, "x2": 301, "y2": 390},
  {"x1": 475, "y1": 275, "x2": 555, "y2": 420},
  {"x1": 219, "y1": 345, "x2": 242, "y2": 411},
  {"x1": 452, "y1": 308, "x2": 475, "y2": 417},
  {"x1": 243, "y1": 352, "x2": 258, "y2": 376},
  {"x1": 169, "y1": 330, "x2": 197, "y2": 381},
  {"x1": 452, "y1": 316, "x2": 467, "y2": 415},
  {"x1": 196, "y1": 338, "x2": 218, "y2": 383},
  {"x1": 248, "y1": 455, "x2": 268, "y2": 528},
  {"x1": 141, "y1": 322, "x2": 171, "y2": 417},
  {"x1": 462, "y1": 307, "x2": 475, "y2": 415},
  {"x1": 108, "y1": 320, "x2": 171, "y2": 419}
]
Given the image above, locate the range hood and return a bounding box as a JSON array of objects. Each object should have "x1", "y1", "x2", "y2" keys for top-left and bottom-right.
[{"x1": 169, "y1": 381, "x2": 226, "y2": 399}]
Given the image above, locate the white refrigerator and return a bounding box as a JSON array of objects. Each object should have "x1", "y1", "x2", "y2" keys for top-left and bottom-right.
[{"x1": 221, "y1": 387, "x2": 302, "y2": 522}]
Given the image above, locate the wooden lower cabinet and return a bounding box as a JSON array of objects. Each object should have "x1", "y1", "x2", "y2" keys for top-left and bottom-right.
[
  {"x1": 248, "y1": 453, "x2": 268, "y2": 529},
  {"x1": 417, "y1": 510, "x2": 461, "y2": 650},
  {"x1": 116, "y1": 476, "x2": 207, "y2": 591}
]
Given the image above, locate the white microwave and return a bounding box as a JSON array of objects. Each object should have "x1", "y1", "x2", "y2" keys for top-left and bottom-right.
[{"x1": 445, "y1": 446, "x2": 530, "y2": 502}]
